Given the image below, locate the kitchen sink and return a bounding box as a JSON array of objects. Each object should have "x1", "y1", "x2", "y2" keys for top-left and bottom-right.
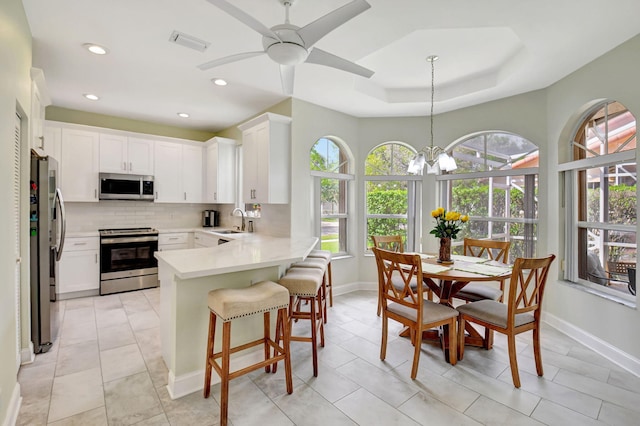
[{"x1": 215, "y1": 230, "x2": 244, "y2": 234}]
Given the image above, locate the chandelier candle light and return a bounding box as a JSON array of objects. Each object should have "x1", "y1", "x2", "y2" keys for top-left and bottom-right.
[
  {"x1": 407, "y1": 55, "x2": 457, "y2": 175},
  {"x1": 430, "y1": 207, "x2": 469, "y2": 264}
]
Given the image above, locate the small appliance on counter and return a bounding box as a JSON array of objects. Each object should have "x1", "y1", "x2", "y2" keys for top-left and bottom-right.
[{"x1": 202, "y1": 210, "x2": 219, "y2": 227}]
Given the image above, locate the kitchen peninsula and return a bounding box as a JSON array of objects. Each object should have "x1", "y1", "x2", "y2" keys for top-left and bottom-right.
[{"x1": 155, "y1": 234, "x2": 318, "y2": 399}]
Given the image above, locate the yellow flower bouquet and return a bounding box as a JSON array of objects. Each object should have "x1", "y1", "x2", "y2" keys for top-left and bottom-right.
[{"x1": 430, "y1": 207, "x2": 469, "y2": 239}]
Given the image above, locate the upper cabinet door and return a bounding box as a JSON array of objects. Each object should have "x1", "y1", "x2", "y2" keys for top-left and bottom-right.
[
  {"x1": 205, "y1": 137, "x2": 236, "y2": 204},
  {"x1": 99, "y1": 134, "x2": 128, "y2": 173},
  {"x1": 238, "y1": 113, "x2": 291, "y2": 204},
  {"x1": 154, "y1": 141, "x2": 183, "y2": 203},
  {"x1": 61, "y1": 129, "x2": 100, "y2": 202},
  {"x1": 127, "y1": 137, "x2": 154, "y2": 175},
  {"x1": 182, "y1": 144, "x2": 203, "y2": 203},
  {"x1": 99, "y1": 135, "x2": 154, "y2": 175}
]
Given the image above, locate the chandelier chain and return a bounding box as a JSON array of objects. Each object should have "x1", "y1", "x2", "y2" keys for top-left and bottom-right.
[{"x1": 430, "y1": 58, "x2": 435, "y2": 148}]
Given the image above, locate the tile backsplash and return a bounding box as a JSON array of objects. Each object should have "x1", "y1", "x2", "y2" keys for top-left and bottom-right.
[{"x1": 66, "y1": 202, "x2": 291, "y2": 237}]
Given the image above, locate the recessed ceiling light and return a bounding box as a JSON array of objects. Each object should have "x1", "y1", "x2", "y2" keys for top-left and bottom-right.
[
  {"x1": 177, "y1": 112, "x2": 190, "y2": 118},
  {"x1": 212, "y1": 78, "x2": 227, "y2": 86},
  {"x1": 83, "y1": 93, "x2": 100, "y2": 101},
  {"x1": 82, "y1": 43, "x2": 109, "y2": 55}
]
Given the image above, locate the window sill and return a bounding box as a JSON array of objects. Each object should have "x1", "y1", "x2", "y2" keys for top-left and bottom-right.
[
  {"x1": 331, "y1": 253, "x2": 354, "y2": 261},
  {"x1": 559, "y1": 280, "x2": 636, "y2": 309}
]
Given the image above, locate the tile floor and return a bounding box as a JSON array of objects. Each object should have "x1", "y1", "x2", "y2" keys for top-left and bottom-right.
[{"x1": 16, "y1": 289, "x2": 640, "y2": 425}]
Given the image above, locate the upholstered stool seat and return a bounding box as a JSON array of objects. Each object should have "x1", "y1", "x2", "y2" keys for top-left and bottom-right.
[
  {"x1": 290, "y1": 258, "x2": 330, "y2": 323},
  {"x1": 204, "y1": 280, "x2": 292, "y2": 426},
  {"x1": 276, "y1": 267, "x2": 325, "y2": 376},
  {"x1": 307, "y1": 249, "x2": 333, "y2": 307}
]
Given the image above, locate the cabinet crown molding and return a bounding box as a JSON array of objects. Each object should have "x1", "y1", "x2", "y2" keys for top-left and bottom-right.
[{"x1": 237, "y1": 112, "x2": 292, "y2": 132}]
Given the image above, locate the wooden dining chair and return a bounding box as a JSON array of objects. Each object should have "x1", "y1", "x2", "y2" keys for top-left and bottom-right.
[
  {"x1": 455, "y1": 238, "x2": 511, "y2": 303},
  {"x1": 457, "y1": 254, "x2": 556, "y2": 388},
  {"x1": 372, "y1": 235, "x2": 404, "y2": 316},
  {"x1": 373, "y1": 247, "x2": 459, "y2": 379}
]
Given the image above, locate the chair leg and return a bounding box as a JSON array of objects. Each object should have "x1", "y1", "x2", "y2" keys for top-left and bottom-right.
[
  {"x1": 309, "y1": 295, "x2": 319, "y2": 377},
  {"x1": 263, "y1": 311, "x2": 271, "y2": 373},
  {"x1": 448, "y1": 318, "x2": 457, "y2": 366},
  {"x1": 317, "y1": 291, "x2": 325, "y2": 348},
  {"x1": 507, "y1": 334, "x2": 521, "y2": 388},
  {"x1": 279, "y1": 307, "x2": 294, "y2": 394},
  {"x1": 457, "y1": 316, "x2": 466, "y2": 361},
  {"x1": 376, "y1": 292, "x2": 382, "y2": 317},
  {"x1": 532, "y1": 326, "x2": 544, "y2": 377},
  {"x1": 203, "y1": 311, "x2": 216, "y2": 398},
  {"x1": 220, "y1": 321, "x2": 231, "y2": 426},
  {"x1": 327, "y1": 261, "x2": 333, "y2": 307},
  {"x1": 411, "y1": 326, "x2": 421, "y2": 379},
  {"x1": 380, "y1": 314, "x2": 388, "y2": 361},
  {"x1": 484, "y1": 328, "x2": 494, "y2": 350}
]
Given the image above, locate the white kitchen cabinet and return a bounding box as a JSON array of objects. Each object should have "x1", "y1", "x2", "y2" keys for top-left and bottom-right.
[
  {"x1": 182, "y1": 144, "x2": 204, "y2": 203},
  {"x1": 158, "y1": 232, "x2": 190, "y2": 251},
  {"x1": 30, "y1": 68, "x2": 51, "y2": 152},
  {"x1": 99, "y1": 134, "x2": 154, "y2": 175},
  {"x1": 238, "y1": 113, "x2": 291, "y2": 204},
  {"x1": 193, "y1": 232, "x2": 218, "y2": 248},
  {"x1": 205, "y1": 137, "x2": 236, "y2": 203},
  {"x1": 42, "y1": 124, "x2": 62, "y2": 161},
  {"x1": 60, "y1": 128, "x2": 100, "y2": 202},
  {"x1": 154, "y1": 140, "x2": 203, "y2": 203},
  {"x1": 58, "y1": 236, "x2": 100, "y2": 297}
]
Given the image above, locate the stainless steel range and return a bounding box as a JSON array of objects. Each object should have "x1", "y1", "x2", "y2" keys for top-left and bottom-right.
[{"x1": 99, "y1": 227, "x2": 159, "y2": 295}]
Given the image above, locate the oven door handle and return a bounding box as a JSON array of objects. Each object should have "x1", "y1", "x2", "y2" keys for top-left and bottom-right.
[{"x1": 100, "y1": 236, "x2": 159, "y2": 244}]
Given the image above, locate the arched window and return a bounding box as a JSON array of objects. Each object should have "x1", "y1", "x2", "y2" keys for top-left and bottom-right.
[
  {"x1": 365, "y1": 142, "x2": 421, "y2": 251},
  {"x1": 437, "y1": 132, "x2": 540, "y2": 260},
  {"x1": 310, "y1": 137, "x2": 354, "y2": 255},
  {"x1": 562, "y1": 100, "x2": 637, "y2": 301}
]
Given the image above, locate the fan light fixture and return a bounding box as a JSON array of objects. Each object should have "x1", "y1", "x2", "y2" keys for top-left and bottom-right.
[{"x1": 408, "y1": 55, "x2": 457, "y2": 175}]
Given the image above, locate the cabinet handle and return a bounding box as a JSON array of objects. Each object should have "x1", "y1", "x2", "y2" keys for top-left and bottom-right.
[
  {"x1": 73, "y1": 242, "x2": 87, "y2": 246},
  {"x1": 155, "y1": 191, "x2": 158, "y2": 200},
  {"x1": 95, "y1": 189, "x2": 97, "y2": 199},
  {"x1": 38, "y1": 136, "x2": 44, "y2": 149},
  {"x1": 95, "y1": 253, "x2": 98, "y2": 263},
  {"x1": 169, "y1": 237, "x2": 178, "y2": 240},
  {"x1": 129, "y1": 162, "x2": 132, "y2": 171},
  {"x1": 123, "y1": 161, "x2": 127, "y2": 171},
  {"x1": 184, "y1": 192, "x2": 187, "y2": 201},
  {"x1": 214, "y1": 192, "x2": 217, "y2": 200}
]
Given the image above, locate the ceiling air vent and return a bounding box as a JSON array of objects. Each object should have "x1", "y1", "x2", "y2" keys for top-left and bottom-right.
[{"x1": 169, "y1": 31, "x2": 210, "y2": 52}]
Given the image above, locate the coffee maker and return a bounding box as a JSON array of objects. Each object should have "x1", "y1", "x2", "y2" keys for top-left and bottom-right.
[{"x1": 202, "y1": 210, "x2": 219, "y2": 227}]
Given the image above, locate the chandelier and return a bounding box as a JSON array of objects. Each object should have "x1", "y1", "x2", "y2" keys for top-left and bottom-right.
[{"x1": 407, "y1": 55, "x2": 457, "y2": 175}]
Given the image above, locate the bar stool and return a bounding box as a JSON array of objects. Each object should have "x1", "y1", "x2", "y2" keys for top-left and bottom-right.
[
  {"x1": 203, "y1": 280, "x2": 292, "y2": 426},
  {"x1": 289, "y1": 257, "x2": 329, "y2": 323},
  {"x1": 276, "y1": 266, "x2": 325, "y2": 377},
  {"x1": 308, "y1": 250, "x2": 333, "y2": 307}
]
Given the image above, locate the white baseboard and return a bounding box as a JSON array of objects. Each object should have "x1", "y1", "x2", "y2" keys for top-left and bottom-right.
[
  {"x1": 167, "y1": 350, "x2": 265, "y2": 399},
  {"x1": 544, "y1": 312, "x2": 640, "y2": 377},
  {"x1": 2, "y1": 383, "x2": 21, "y2": 426},
  {"x1": 20, "y1": 342, "x2": 34, "y2": 365}
]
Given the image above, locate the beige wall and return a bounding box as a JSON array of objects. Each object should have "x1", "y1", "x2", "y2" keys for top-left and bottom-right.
[{"x1": 0, "y1": 0, "x2": 32, "y2": 423}]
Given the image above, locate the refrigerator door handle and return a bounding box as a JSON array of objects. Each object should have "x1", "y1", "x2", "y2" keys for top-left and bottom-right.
[{"x1": 55, "y1": 187, "x2": 66, "y2": 261}]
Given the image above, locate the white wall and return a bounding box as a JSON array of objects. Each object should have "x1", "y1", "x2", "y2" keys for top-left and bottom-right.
[
  {"x1": 0, "y1": 0, "x2": 32, "y2": 424},
  {"x1": 544, "y1": 34, "x2": 640, "y2": 359}
]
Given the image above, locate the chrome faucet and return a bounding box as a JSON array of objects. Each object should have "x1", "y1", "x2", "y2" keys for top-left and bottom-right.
[{"x1": 231, "y1": 207, "x2": 246, "y2": 231}]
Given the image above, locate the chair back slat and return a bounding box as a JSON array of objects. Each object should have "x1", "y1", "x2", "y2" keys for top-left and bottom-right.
[
  {"x1": 464, "y1": 238, "x2": 510, "y2": 263},
  {"x1": 372, "y1": 235, "x2": 404, "y2": 253},
  {"x1": 373, "y1": 247, "x2": 423, "y2": 314},
  {"x1": 507, "y1": 255, "x2": 555, "y2": 325}
]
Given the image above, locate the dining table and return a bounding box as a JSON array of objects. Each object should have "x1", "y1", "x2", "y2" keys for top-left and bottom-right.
[{"x1": 408, "y1": 254, "x2": 513, "y2": 363}]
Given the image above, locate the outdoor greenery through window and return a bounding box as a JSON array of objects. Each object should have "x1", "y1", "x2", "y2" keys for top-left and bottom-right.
[
  {"x1": 562, "y1": 101, "x2": 637, "y2": 299},
  {"x1": 310, "y1": 137, "x2": 353, "y2": 255},
  {"x1": 365, "y1": 142, "x2": 420, "y2": 252},
  {"x1": 437, "y1": 132, "x2": 539, "y2": 261}
]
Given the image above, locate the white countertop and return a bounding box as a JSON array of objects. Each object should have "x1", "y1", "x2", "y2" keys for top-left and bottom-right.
[{"x1": 154, "y1": 235, "x2": 319, "y2": 279}]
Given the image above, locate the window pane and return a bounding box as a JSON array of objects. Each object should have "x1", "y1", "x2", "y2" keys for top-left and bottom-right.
[
  {"x1": 321, "y1": 217, "x2": 346, "y2": 253},
  {"x1": 366, "y1": 180, "x2": 408, "y2": 215},
  {"x1": 583, "y1": 165, "x2": 637, "y2": 226},
  {"x1": 575, "y1": 101, "x2": 636, "y2": 159},
  {"x1": 321, "y1": 178, "x2": 347, "y2": 215},
  {"x1": 366, "y1": 218, "x2": 407, "y2": 249},
  {"x1": 365, "y1": 144, "x2": 415, "y2": 176},
  {"x1": 452, "y1": 132, "x2": 539, "y2": 173}
]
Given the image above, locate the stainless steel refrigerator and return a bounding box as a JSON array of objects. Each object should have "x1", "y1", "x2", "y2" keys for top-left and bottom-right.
[{"x1": 30, "y1": 151, "x2": 66, "y2": 353}]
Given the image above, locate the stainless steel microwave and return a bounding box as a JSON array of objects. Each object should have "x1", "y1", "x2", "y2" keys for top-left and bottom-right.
[{"x1": 99, "y1": 173, "x2": 154, "y2": 201}]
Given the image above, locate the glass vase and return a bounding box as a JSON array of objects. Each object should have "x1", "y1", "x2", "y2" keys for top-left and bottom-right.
[{"x1": 438, "y1": 237, "x2": 453, "y2": 264}]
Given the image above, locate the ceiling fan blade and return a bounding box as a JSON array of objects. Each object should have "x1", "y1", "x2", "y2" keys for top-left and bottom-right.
[
  {"x1": 297, "y1": 0, "x2": 371, "y2": 47},
  {"x1": 280, "y1": 65, "x2": 295, "y2": 95},
  {"x1": 306, "y1": 48, "x2": 374, "y2": 78},
  {"x1": 197, "y1": 51, "x2": 265, "y2": 71},
  {"x1": 206, "y1": 0, "x2": 281, "y2": 41}
]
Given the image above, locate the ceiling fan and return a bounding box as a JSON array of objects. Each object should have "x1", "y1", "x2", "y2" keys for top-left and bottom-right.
[{"x1": 198, "y1": 0, "x2": 375, "y2": 95}]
